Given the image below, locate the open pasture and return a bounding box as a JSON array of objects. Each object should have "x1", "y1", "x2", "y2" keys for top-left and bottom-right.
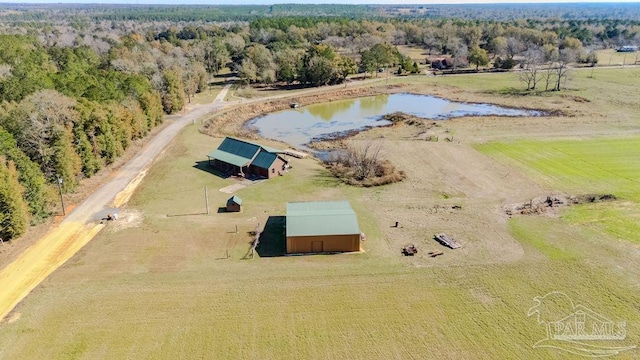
[
  {"x1": 1, "y1": 70, "x2": 640, "y2": 359},
  {"x1": 477, "y1": 137, "x2": 640, "y2": 243}
]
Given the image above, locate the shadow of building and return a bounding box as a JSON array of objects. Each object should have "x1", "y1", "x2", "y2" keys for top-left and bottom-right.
[{"x1": 255, "y1": 216, "x2": 286, "y2": 257}]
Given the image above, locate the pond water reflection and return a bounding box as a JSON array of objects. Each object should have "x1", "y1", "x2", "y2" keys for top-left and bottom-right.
[{"x1": 247, "y1": 93, "x2": 541, "y2": 150}]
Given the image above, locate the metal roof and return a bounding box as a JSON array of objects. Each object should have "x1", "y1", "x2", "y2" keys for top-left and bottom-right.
[
  {"x1": 227, "y1": 195, "x2": 242, "y2": 206},
  {"x1": 218, "y1": 137, "x2": 261, "y2": 159},
  {"x1": 207, "y1": 149, "x2": 251, "y2": 167},
  {"x1": 207, "y1": 137, "x2": 283, "y2": 169},
  {"x1": 261, "y1": 145, "x2": 283, "y2": 154},
  {"x1": 286, "y1": 201, "x2": 360, "y2": 237},
  {"x1": 252, "y1": 151, "x2": 278, "y2": 169}
]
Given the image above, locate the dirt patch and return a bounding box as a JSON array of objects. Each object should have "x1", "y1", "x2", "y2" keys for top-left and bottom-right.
[
  {"x1": 505, "y1": 194, "x2": 617, "y2": 216},
  {"x1": 108, "y1": 210, "x2": 143, "y2": 232},
  {"x1": 355, "y1": 139, "x2": 547, "y2": 266},
  {"x1": 5, "y1": 312, "x2": 20, "y2": 324},
  {"x1": 382, "y1": 111, "x2": 437, "y2": 127},
  {"x1": 219, "y1": 183, "x2": 246, "y2": 194}
]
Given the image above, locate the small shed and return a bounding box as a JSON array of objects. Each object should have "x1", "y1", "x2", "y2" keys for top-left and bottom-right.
[{"x1": 226, "y1": 195, "x2": 242, "y2": 212}]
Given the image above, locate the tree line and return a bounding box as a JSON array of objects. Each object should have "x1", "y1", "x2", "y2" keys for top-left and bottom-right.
[
  {"x1": 1, "y1": 7, "x2": 640, "y2": 241},
  {"x1": 0, "y1": 34, "x2": 166, "y2": 241}
]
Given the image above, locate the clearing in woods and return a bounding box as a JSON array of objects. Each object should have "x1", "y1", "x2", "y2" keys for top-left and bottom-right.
[{"x1": 0, "y1": 69, "x2": 639, "y2": 359}]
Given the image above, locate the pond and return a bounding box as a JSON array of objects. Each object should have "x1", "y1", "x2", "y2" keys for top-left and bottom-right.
[{"x1": 246, "y1": 93, "x2": 542, "y2": 150}]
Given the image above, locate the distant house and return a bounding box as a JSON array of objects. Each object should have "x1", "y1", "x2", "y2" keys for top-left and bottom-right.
[
  {"x1": 207, "y1": 137, "x2": 288, "y2": 179},
  {"x1": 286, "y1": 201, "x2": 362, "y2": 254},
  {"x1": 226, "y1": 195, "x2": 242, "y2": 212},
  {"x1": 617, "y1": 46, "x2": 638, "y2": 53},
  {"x1": 430, "y1": 57, "x2": 469, "y2": 70}
]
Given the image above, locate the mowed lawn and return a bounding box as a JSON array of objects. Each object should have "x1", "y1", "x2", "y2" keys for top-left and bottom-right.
[
  {"x1": 477, "y1": 137, "x2": 640, "y2": 243},
  {"x1": 0, "y1": 123, "x2": 639, "y2": 359}
]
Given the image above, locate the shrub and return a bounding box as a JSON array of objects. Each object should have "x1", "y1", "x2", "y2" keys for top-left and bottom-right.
[{"x1": 325, "y1": 141, "x2": 406, "y2": 187}]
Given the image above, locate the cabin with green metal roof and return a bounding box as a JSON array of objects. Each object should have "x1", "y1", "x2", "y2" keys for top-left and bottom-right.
[
  {"x1": 286, "y1": 200, "x2": 362, "y2": 254},
  {"x1": 207, "y1": 137, "x2": 288, "y2": 179}
]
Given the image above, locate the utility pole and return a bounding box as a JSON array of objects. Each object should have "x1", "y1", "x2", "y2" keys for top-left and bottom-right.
[
  {"x1": 204, "y1": 186, "x2": 209, "y2": 214},
  {"x1": 57, "y1": 176, "x2": 65, "y2": 216}
]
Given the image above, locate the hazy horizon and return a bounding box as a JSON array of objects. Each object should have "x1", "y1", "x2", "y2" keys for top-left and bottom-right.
[{"x1": 1, "y1": 0, "x2": 639, "y2": 4}]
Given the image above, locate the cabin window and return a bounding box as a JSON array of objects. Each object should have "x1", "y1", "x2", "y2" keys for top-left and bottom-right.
[{"x1": 272, "y1": 168, "x2": 275, "y2": 173}]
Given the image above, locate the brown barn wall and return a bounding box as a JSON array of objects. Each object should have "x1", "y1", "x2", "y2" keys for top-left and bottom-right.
[
  {"x1": 286, "y1": 234, "x2": 360, "y2": 254},
  {"x1": 248, "y1": 165, "x2": 268, "y2": 177},
  {"x1": 226, "y1": 203, "x2": 241, "y2": 212},
  {"x1": 267, "y1": 158, "x2": 286, "y2": 179}
]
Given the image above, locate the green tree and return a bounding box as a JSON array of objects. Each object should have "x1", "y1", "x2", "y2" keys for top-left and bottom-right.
[
  {"x1": 336, "y1": 56, "x2": 357, "y2": 81},
  {"x1": 204, "y1": 38, "x2": 230, "y2": 74},
  {"x1": 305, "y1": 56, "x2": 336, "y2": 86},
  {"x1": 48, "y1": 46, "x2": 100, "y2": 99},
  {"x1": 5, "y1": 90, "x2": 78, "y2": 181},
  {"x1": 301, "y1": 44, "x2": 339, "y2": 85},
  {"x1": 360, "y1": 43, "x2": 396, "y2": 78},
  {"x1": 161, "y1": 69, "x2": 185, "y2": 114},
  {"x1": 50, "y1": 127, "x2": 82, "y2": 191},
  {"x1": 468, "y1": 46, "x2": 489, "y2": 70},
  {"x1": 238, "y1": 58, "x2": 258, "y2": 84},
  {"x1": 244, "y1": 44, "x2": 275, "y2": 83},
  {"x1": 0, "y1": 35, "x2": 56, "y2": 102},
  {"x1": 139, "y1": 91, "x2": 164, "y2": 128},
  {"x1": 73, "y1": 124, "x2": 101, "y2": 177},
  {"x1": 411, "y1": 61, "x2": 420, "y2": 73},
  {"x1": 0, "y1": 157, "x2": 29, "y2": 241},
  {"x1": 0, "y1": 127, "x2": 50, "y2": 221},
  {"x1": 274, "y1": 48, "x2": 304, "y2": 84}
]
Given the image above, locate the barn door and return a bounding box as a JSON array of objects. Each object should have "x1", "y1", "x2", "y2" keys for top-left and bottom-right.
[{"x1": 311, "y1": 241, "x2": 323, "y2": 253}]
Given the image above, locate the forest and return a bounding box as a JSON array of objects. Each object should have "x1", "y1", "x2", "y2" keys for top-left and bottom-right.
[{"x1": 1, "y1": 3, "x2": 640, "y2": 241}]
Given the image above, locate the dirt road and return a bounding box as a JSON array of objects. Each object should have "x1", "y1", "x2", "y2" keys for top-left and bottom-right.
[
  {"x1": 0, "y1": 86, "x2": 233, "y2": 322},
  {"x1": 0, "y1": 78, "x2": 390, "y2": 322}
]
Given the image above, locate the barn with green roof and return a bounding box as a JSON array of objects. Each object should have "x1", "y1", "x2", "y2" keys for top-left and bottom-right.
[
  {"x1": 286, "y1": 200, "x2": 362, "y2": 254},
  {"x1": 207, "y1": 137, "x2": 288, "y2": 179}
]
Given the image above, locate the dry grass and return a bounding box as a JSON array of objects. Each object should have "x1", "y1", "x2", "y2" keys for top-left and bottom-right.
[
  {"x1": 1, "y1": 69, "x2": 640, "y2": 359},
  {"x1": 596, "y1": 49, "x2": 640, "y2": 66}
]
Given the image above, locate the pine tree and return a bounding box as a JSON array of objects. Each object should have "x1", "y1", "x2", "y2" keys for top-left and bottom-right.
[
  {"x1": 0, "y1": 157, "x2": 29, "y2": 241},
  {"x1": 0, "y1": 127, "x2": 50, "y2": 221},
  {"x1": 50, "y1": 127, "x2": 81, "y2": 192}
]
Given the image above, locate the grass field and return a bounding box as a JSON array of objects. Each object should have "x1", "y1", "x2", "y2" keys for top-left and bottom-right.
[
  {"x1": 1, "y1": 69, "x2": 640, "y2": 359},
  {"x1": 597, "y1": 49, "x2": 640, "y2": 66},
  {"x1": 477, "y1": 137, "x2": 640, "y2": 243}
]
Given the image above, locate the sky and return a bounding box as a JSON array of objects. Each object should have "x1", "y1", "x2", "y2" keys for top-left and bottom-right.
[{"x1": 1, "y1": 0, "x2": 639, "y2": 4}]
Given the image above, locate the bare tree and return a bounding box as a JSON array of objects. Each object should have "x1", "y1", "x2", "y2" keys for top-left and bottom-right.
[
  {"x1": 392, "y1": 29, "x2": 407, "y2": 45},
  {"x1": 422, "y1": 28, "x2": 439, "y2": 56},
  {"x1": 332, "y1": 141, "x2": 383, "y2": 181},
  {"x1": 553, "y1": 49, "x2": 576, "y2": 91},
  {"x1": 453, "y1": 43, "x2": 469, "y2": 69},
  {"x1": 519, "y1": 48, "x2": 544, "y2": 90},
  {"x1": 506, "y1": 37, "x2": 525, "y2": 59}
]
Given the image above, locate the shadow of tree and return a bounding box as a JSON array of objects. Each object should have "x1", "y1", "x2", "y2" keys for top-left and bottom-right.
[
  {"x1": 484, "y1": 87, "x2": 546, "y2": 96},
  {"x1": 255, "y1": 216, "x2": 286, "y2": 257},
  {"x1": 310, "y1": 168, "x2": 342, "y2": 187}
]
